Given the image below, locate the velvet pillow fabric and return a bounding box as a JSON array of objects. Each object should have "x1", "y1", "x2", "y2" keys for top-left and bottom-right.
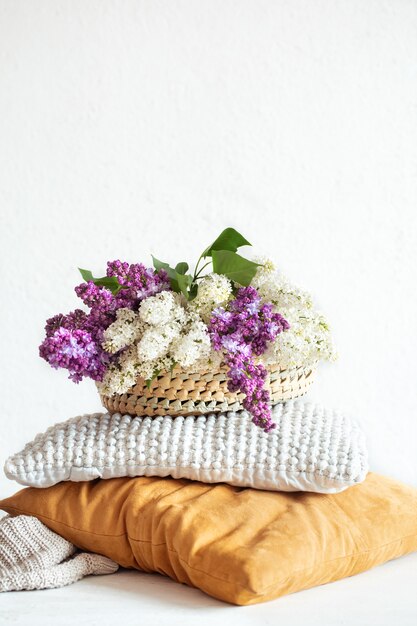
[{"x1": 1, "y1": 472, "x2": 416, "y2": 605}]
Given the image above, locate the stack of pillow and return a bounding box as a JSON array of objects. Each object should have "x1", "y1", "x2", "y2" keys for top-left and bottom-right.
[{"x1": 1, "y1": 400, "x2": 417, "y2": 605}]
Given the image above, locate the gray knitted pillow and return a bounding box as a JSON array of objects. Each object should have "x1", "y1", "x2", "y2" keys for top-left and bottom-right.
[{"x1": 4, "y1": 401, "x2": 368, "y2": 493}]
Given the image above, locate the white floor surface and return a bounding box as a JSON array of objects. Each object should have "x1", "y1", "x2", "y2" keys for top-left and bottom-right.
[{"x1": 1, "y1": 553, "x2": 416, "y2": 626}]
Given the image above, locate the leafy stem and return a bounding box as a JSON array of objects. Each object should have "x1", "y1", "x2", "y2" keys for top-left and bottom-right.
[
  {"x1": 151, "y1": 227, "x2": 260, "y2": 300},
  {"x1": 192, "y1": 254, "x2": 205, "y2": 282},
  {"x1": 193, "y1": 261, "x2": 211, "y2": 281},
  {"x1": 80, "y1": 228, "x2": 261, "y2": 303}
]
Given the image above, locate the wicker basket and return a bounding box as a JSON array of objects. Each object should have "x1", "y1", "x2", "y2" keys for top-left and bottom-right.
[{"x1": 99, "y1": 363, "x2": 316, "y2": 418}]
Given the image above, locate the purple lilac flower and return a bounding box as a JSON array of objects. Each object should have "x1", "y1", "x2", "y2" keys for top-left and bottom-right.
[
  {"x1": 44, "y1": 309, "x2": 88, "y2": 337},
  {"x1": 39, "y1": 327, "x2": 106, "y2": 383},
  {"x1": 39, "y1": 261, "x2": 170, "y2": 383},
  {"x1": 209, "y1": 286, "x2": 290, "y2": 432},
  {"x1": 74, "y1": 281, "x2": 114, "y2": 310},
  {"x1": 74, "y1": 262, "x2": 170, "y2": 316},
  {"x1": 40, "y1": 309, "x2": 112, "y2": 383},
  {"x1": 106, "y1": 261, "x2": 170, "y2": 309},
  {"x1": 221, "y1": 337, "x2": 241, "y2": 353}
]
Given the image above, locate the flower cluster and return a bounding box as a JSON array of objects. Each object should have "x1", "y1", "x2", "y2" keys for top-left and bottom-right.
[
  {"x1": 39, "y1": 262, "x2": 168, "y2": 383},
  {"x1": 252, "y1": 260, "x2": 335, "y2": 367},
  {"x1": 209, "y1": 287, "x2": 290, "y2": 432},
  {"x1": 189, "y1": 273, "x2": 233, "y2": 322},
  {"x1": 97, "y1": 291, "x2": 218, "y2": 397},
  {"x1": 39, "y1": 327, "x2": 106, "y2": 383},
  {"x1": 74, "y1": 261, "x2": 170, "y2": 323}
]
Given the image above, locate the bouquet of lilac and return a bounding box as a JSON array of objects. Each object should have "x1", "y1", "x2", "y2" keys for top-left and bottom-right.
[{"x1": 39, "y1": 228, "x2": 334, "y2": 431}]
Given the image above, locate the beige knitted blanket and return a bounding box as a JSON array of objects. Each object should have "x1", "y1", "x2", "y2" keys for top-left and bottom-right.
[{"x1": 0, "y1": 514, "x2": 118, "y2": 592}]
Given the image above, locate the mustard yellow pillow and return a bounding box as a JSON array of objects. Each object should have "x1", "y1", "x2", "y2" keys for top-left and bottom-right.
[{"x1": 1, "y1": 473, "x2": 416, "y2": 605}]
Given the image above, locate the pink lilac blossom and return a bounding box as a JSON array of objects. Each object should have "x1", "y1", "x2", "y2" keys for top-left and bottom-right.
[
  {"x1": 39, "y1": 261, "x2": 169, "y2": 383},
  {"x1": 209, "y1": 286, "x2": 289, "y2": 432}
]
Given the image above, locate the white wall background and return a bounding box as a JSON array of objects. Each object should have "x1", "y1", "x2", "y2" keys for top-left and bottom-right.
[{"x1": 0, "y1": 0, "x2": 416, "y2": 497}]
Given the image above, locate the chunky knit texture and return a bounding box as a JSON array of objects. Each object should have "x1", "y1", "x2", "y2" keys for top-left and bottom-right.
[
  {"x1": 4, "y1": 400, "x2": 368, "y2": 493},
  {"x1": 0, "y1": 514, "x2": 118, "y2": 592}
]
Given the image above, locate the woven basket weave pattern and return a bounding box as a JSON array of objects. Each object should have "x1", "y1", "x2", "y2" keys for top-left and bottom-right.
[{"x1": 99, "y1": 364, "x2": 315, "y2": 417}]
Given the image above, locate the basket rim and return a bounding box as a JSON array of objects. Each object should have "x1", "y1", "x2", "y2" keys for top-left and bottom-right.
[
  {"x1": 168, "y1": 361, "x2": 314, "y2": 374},
  {"x1": 97, "y1": 361, "x2": 317, "y2": 398}
]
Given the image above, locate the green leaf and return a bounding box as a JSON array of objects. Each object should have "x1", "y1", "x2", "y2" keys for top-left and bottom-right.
[
  {"x1": 78, "y1": 268, "x2": 127, "y2": 295},
  {"x1": 152, "y1": 256, "x2": 170, "y2": 272},
  {"x1": 78, "y1": 268, "x2": 94, "y2": 282},
  {"x1": 188, "y1": 283, "x2": 199, "y2": 301},
  {"x1": 175, "y1": 262, "x2": 189, "y2": 275},
  {"x1": 152, "y1": 257, "x2": 179, "y2": 292},
  {"x1": 202, "y1": 227, "x2": 251, "y2": 258},
  {"x1": 145, "y1": 369, "x2": 161, "y2": 389},
  {"x1": 94, "y1": 276, "x2": 122, "y2": 290},
  {"x1": 151, "y1": 257, "x2": 194, "y2": 298},
  {"x1": 212, "y1": 250, "x2": 260, "y2": 286},
  {"x1": 176, "y1": 272, "x2": 193, "y2": 299}
]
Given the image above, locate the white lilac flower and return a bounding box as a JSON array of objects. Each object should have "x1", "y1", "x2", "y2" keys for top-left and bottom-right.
[
  {"x1": 252, "y1": 257, "x2": 276, "y2": 280},
  {"x1": 136, "y1": 322, "x2": 181, "y2": 362},
  {"x1": 136, "y1": 355, "x2": 175, "y2": 381},
  {"x1": 171, "y1": 317, "x2": 212, "y2": 369},
  {"x1": 138, "y1": 291, "x2": 185, "y2": 326},
  {"x1": 102, "y1": 308, "x2": 143, "y2": 354},
  {"x1": 189, "y1": 273, "x2": 233, "y2": 322},
  {"x1": 97, "y1": 362, "x2": 138, "y2": 397},
  {"x1": 261, "y1": 304, "x2": 335, "y2": 368},
  {"x1": 252, "y1": 261, "x2": 312, "y2": 310},
  {"x1": 253, "y1": 261, "x2": 335, "y2": 368},
  {"x1": 99, "y1": 288, "x2": 222, "y2": 393}
]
